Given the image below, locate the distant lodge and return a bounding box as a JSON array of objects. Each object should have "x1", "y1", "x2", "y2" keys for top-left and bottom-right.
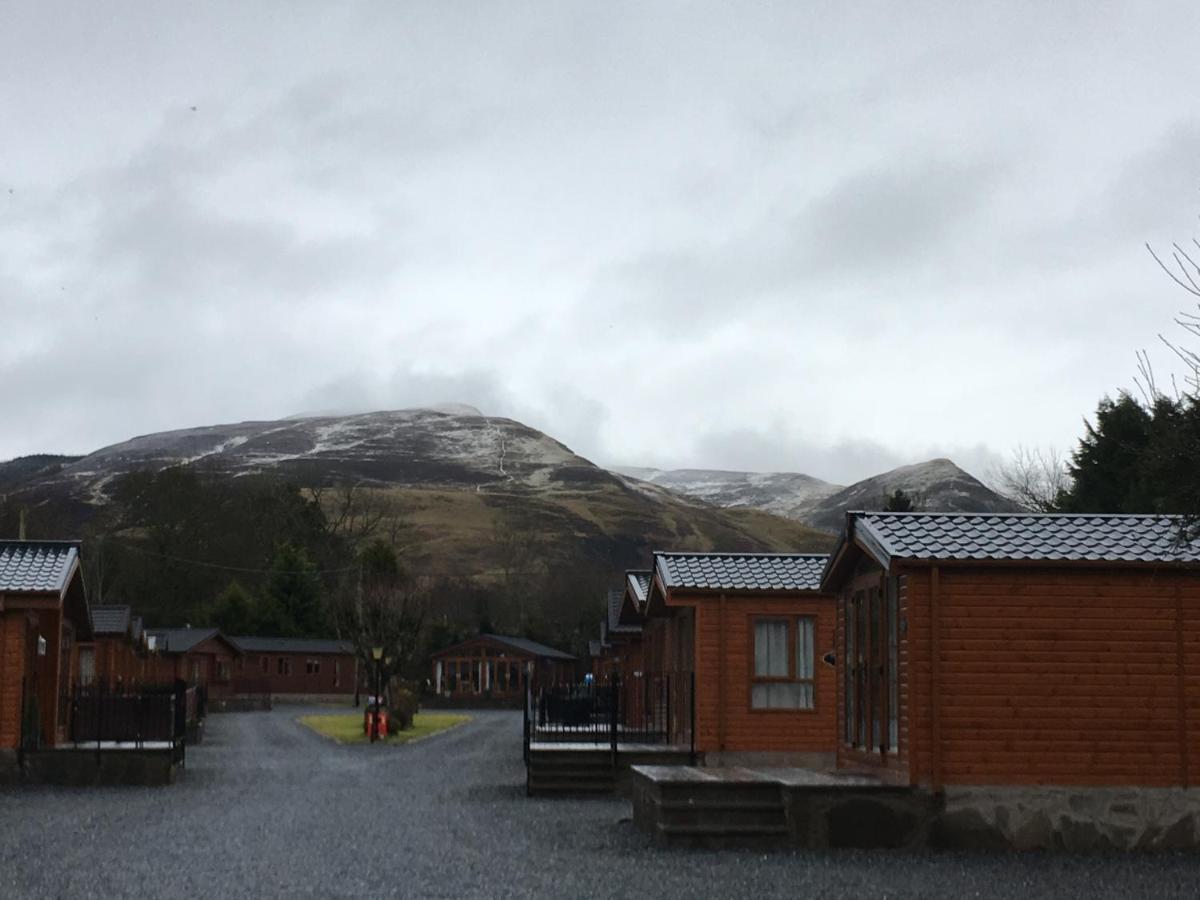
[{"x1": 430, "y1": 634, "x2": 576, "y2": 703}]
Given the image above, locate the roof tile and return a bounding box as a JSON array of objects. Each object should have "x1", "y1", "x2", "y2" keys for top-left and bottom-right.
[
  {"x1": 656, "y1": 552, "x2": 828, "y2": 592},
  {"x1": 0, "y1": 541, "x2": 79, "y2": 593},
  {"x1": 856, "y1": 512, "x2": 1200, "y2": 564}
]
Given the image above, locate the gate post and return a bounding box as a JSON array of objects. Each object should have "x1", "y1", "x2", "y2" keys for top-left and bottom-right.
[{"x1": 609, "y1": 673, "x2": 619, "y2": 766}]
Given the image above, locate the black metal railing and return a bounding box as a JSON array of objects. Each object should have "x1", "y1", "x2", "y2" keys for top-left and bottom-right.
[
  {"x1": 525, "y1": 672, "x2": 694, "y2": 756},
  {"x1": 61, "y1": 681, "x2": 197, "y2": 763}
]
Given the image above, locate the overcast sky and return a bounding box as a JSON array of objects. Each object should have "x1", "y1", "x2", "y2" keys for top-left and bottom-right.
[{"x1": 3, "y1": 2, "x2": 1200, "y2": 485}]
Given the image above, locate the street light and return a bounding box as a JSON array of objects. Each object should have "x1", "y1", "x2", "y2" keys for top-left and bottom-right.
[{"x1": 370, "y1": 646, "x2": 383, "y2": 743}]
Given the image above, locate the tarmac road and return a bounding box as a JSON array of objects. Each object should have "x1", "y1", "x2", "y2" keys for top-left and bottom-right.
[{"x1": 2, "y1": 708, "x2": 1199, "y2": 899}]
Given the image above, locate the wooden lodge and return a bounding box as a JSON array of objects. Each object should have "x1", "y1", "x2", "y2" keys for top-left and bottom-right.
[
  {"x1": 231, "y1": 636, "x2": 358, "y2": 699},
  {"x1": 590, "y1": 572, "x2": 648, "y2": 681},
  {"x1": 83, "y1": 605, "x2": 150, "y2": 688},
  {"x1": 642, "y1": 552, "x2": 836, "y2": 766},
  {"x1": 143, "y1": 627, "x2": 242, "y2": 699},
  {"x1": 0, "y1": 541, "x2": 92, "y2": 769},
  {"x1": 431, "y1": 634, "x2": 576, "y2": 704},
  {"x1": 821, "y1": 511, "x2": 1200, "y2": 792}
]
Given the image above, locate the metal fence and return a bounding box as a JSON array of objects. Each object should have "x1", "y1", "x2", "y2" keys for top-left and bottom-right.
[
  {"x1": 524, "y1": 672, "x2": 694, "y2": 758},
  {"x1": 60, "y1": 681, "x2": 195, "y2": 762}
]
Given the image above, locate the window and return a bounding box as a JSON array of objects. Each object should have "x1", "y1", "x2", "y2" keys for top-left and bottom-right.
[
  {"x1": 751, "y1": 617, "x2": 815, "y2": 710},
  {"x1": 216, "y1": 661, "x2": 231, "y2": 682},
  {"x1": 334, "y1": 660, "x2": 341, "y2": 688},
  {"x1": 306, "y1": 659, "x2": 321, "y2": 675},
  {"x1": 278, "y1": 657, "x2": 291, "y2": 676},
  {"x1": 261, "y1": 656, "x2": 269, "y2": 674}
]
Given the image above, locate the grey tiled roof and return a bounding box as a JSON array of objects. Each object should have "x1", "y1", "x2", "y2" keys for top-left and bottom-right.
[
  {"x1": 0, "y1": 541, "x2": 79, "y2": 593},
  {"x1": 482, "y1": 634, "x2": 576, "y2": 661},
  {"x1": 852, "y1": 512, "x2": 1200, "y2": 565},
  {"x1": 232, "y1": 636, "x2": 353, "y2": 655},
  {"x1": 626, "y1": 570, "x2": 651, "y2": 605},
  {"x1": 90, "y1": 605, "x2": 132, "y2": 635},
  {"x1": 655, "y1": 552, "x2": 829, "y2": 592},
  {"x1": 144, "y1": 627, "x2": 224, "y2": 654},
  {"x1": 606, "y1": 587, "x2": 638, "y2": 633}
]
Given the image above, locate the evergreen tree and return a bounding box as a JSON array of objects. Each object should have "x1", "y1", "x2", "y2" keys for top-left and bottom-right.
[
  {"x1": 1059, "y1": 393, "x2": 1156, "y2": 513},
  {"x1": 207, "y1": 581, "x2": 257, "y2": 635},
  {"x1": 266, "y1": 543, "x2": 325, "y2": 637},
  {"x1": 883, "y1": 489, "x2": 916, "y2": 512}
]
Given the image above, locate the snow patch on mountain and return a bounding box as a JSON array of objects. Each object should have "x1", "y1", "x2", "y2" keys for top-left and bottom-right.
[{"x1": 37, "y1": 407, "x2": 598, "y2": 502}]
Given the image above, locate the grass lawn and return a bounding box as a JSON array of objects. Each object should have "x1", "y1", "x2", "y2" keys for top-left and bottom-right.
[{"x1": 299, "y1": 712, "x2": 471, "y2": 745}]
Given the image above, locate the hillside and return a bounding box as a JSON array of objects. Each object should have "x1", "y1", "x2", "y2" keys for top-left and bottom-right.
[
  {"x1": 612, "y1": 467, "x2": 841, "y2": 519},
  {"x1": 799, "y1": 458, "x2": 1020, "y2": 531},
  {"x1": 614, "y1": 458, "x2": 1017, "y2": 531},
  {"x1": 2, "y1": 408, "x2": 834, "y2": 582}
]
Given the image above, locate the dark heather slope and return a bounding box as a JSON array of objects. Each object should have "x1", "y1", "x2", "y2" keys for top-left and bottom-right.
[{"x1": 801, "y1": 458, "x2": 1020, "y2": 532}]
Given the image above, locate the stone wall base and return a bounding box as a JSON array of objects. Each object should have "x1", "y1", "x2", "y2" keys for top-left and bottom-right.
[
  {"x1": 22, "y1": 749, "x2": 177, "y2": 786},
  {"x1": 935, "y1": 787, "x2": 1200, "y2": 851},
  {"x1": 632, "y1": 768, "x2": 1200, "y2": 851}
]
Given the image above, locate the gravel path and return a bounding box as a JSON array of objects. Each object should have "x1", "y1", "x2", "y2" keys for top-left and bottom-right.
[{"x1": 2, "y1": 708, "x2": 1200, "y2": 898}]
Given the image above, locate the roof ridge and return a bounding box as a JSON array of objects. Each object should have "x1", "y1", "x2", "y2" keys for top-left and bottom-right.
[
  {"x1": 653, "y1": 551, "x2": 830, "y2": 558},
  {"x1": 856, "y1": 510, "x2": 1182, "y2": 519}
]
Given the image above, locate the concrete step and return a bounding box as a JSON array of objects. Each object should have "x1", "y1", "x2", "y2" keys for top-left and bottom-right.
[
  {"x1": 656, "y1": 783, "x2": 782, "y2": 807},
  {"x1": 657, "y1": 803, "x2": 787, "y2": 831}
]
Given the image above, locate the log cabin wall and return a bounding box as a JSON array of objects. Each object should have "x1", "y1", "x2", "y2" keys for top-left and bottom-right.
[
  {"x1": 901, "y1": 564, "x2": 1200, "y2": 789},
  {"x1": 691, "y1": 592, "x2": 837, "y2": 757},
  {"x1": 0, "y1": 611, "x2": 27, "y2": 750}
]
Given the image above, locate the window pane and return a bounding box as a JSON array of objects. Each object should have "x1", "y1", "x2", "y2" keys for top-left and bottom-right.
[
  {"x1": 754, "y1": 620, "x2": 789, "y2": 677},
  {"x1": 752, "y1": 682, "x2": 812, "y2": 710},
  {"x1": 796, "y1": 617, "x2": 814, "y2": 680}
]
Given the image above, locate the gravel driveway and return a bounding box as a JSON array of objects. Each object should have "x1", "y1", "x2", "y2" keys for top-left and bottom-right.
[{"x1": 2, "y1": 708, "x2": 1199, "y2": 898}]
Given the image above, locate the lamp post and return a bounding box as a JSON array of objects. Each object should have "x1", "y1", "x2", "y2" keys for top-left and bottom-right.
[{"x1": 370, "y1": 646, "x2": 383, "y2": 743}]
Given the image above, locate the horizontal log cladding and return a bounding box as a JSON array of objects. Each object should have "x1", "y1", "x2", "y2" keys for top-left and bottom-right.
[{"x1": 902, "y1": 565, "x2": 1200, "y2": 788}]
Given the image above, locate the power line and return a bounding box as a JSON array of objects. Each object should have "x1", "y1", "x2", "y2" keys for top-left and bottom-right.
[{"x1": 102, "y1": 538, "x2": 358, "y2": 576}]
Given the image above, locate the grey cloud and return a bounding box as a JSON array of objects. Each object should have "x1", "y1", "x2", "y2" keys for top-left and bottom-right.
[
  {"x1": 296, "y1": 369, "x2": 515, "y2": 420},
  {"x1": 1105, "y1": 121, "x2": 1200, "y2": 240},
  {"x1": 584, "y1": 154, "x2": 1006, "y2": 337}
]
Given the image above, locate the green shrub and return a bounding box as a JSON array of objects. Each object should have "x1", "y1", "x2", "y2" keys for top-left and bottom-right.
[{"x1": 387, "y1": 682, "x2": 419, "y2": 730}]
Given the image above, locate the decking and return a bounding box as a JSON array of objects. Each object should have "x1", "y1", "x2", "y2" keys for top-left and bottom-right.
[
  {"x1": 526, "y1": 742, "x2": 693, "y2": 796},
  {"x1": 631, "y1": 765, "x2": 940, "y2": 848}
]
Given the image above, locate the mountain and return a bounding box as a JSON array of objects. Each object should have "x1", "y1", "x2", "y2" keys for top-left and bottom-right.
[
  {"x1": 3, "y1": 408, "x2": 834, "y2": 578},
  {"x1": 40, "y1": 408, "x2": 600, "y2": 501},
  {"x1": 612, "y1": 467, "x2": 842, "y2": 519},
  {"x1": 613, "y1": 458, "x2": 1017, "y2": 531},
  {"x1": 0, "y1": 454, "x2": 83, "y2": 493},
  {"x1": 798, "y1": 458, "x2": 1020, "y2": 531}
]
